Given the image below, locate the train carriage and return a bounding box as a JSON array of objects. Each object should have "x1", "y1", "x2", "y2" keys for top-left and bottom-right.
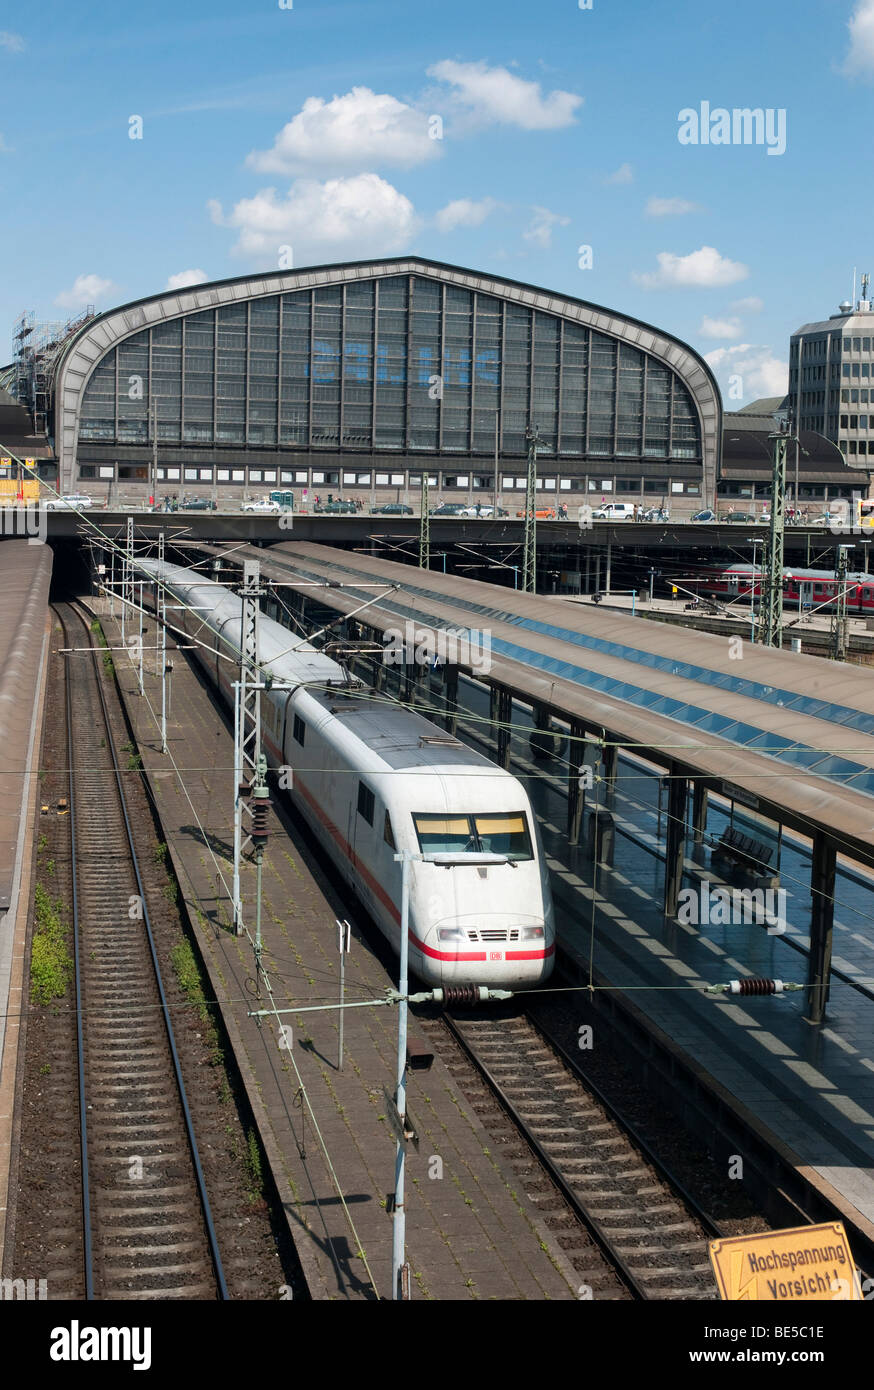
[
  {"x1": 138, "y1": 559, "x2": 555, "y2": 988},
  {"x1": 688, "y1": 564, "x2": 874, "y2": 614}
]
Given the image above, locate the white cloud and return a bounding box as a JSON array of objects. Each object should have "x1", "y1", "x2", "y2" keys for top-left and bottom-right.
[
  {"x1": 842, "y1": 0, "x2": 874, "y2": 75},
  {"x1": 731, "y1": 295, "x2": 764, "y2": 314},
  {"x1": 605, "y1": 162, "x2": 633, "y2": 185},
  {"x1": 645, "y1": 196, "x2": 700, "y2": 217},
  {"x1": 699, "y1": 315, "x2": 742, "y2": 339},
  {"x1": 633, "y1": 245, "x2": 748, "y2": 289},
  {"x1": 166, "y1": 269, "x2": 208, "y2": 291},
  {"x1": 428, "y1": 59, "x2": 581, "y2": 129},
  {"x1": 0, "y1": 31, "x2": 25, "y2": 53},
  {"x1": 705, "y1": 344, "x2": 788, "y2": 400},
  {"x1": 523, "y1": 205, "x2": 570, "y2": 249},
  {"x1": 435, "y1": 197, "x2": 500, "y2": 232},
  {"x1": 246, "y1": 87, "x2": 438, "y2": 175},
  {"x1": 55, "y1": 273, "x2": 116, "y2": 309},
  {"x1": 209, "y1": 173, "x2": 418, "y2": 266}
]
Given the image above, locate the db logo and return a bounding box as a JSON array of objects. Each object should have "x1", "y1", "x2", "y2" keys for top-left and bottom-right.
[{"x1": 489, "y1": 951, "x2": 502, "y2": 961}]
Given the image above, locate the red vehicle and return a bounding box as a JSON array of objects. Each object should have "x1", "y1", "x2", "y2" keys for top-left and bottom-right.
[{"x1": 687, "y1": 563, "x2": 874, "y2": 613}]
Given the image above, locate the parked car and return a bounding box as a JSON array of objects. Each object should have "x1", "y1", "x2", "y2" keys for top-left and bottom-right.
[
  {"x1": 591, "y1": 501, "x2": 635, "y2": 521},
  {"x1": 371, "y1": 502, "x2": 413, "y2": 515},
  {"x1": 429, "y1": 502, "x2": 468, "y2": 517},
  {"x1": 243, "y1": 497, "x2": 283, "y2": 513},
  {"x1": 691, "y1": 508, "x2": 717, "y2": 523},
  {"x1": 180, "y1": 496, "x2": 217, "y2": 510},
  {"x1": 458, "y1": 504, "x2": 508, "y2": 517},
  {"x1": 515, "y1": 506, "x2": 556, "y2": 519},
  {"x1": 44, "y1": 493, "x2": 93, "y2": 510},
  {"x1": 718, "y1": 510, "x2": 759, "y2": 523},
  {"x1": 314, "y1": 499, "x2": 357, "y2": 514}
]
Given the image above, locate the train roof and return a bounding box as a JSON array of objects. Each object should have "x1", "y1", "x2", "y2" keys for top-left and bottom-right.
[
  {"x1": 138, "y1": 558, "x2": 508, "y2": 779},
  {"x1": 307, "y1": 690, "x2": 499, "y2": 774},
  {"x1": 137, "y1": 558, "x2": 350, "y2": 689}
]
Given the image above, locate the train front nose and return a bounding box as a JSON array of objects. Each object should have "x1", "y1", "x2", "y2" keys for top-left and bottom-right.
[{"x1": 426, "y1": 915, "x2": 553, "y2": 986}]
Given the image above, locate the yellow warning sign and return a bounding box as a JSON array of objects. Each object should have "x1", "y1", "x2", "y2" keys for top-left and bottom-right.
[{"x1": 709, "y1": 1222, "x2": 860, "y2": 1301}]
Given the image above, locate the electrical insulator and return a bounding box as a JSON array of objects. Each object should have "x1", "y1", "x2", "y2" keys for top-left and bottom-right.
[
  {"x1": 440, "y1": 984, "x2": 483, "y2": 1006},
  {"x1": 251, "y1": 792, "x2": 271, "y2": 846},
  {"x1": 730, "y1": 978, "x2": 782, "y2": 995}
]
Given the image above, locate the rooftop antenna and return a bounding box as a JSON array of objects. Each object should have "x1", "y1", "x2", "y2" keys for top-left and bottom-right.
[{"x1": 863, "y1": 272, "x2": 870, "y2": 307}]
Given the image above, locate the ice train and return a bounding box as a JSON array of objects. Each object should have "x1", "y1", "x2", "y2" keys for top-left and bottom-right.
[{"x1": 138, "y1": 559, "x2": 555, "y2": 988}]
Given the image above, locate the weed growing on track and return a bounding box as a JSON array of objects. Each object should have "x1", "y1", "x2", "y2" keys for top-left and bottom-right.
[
  {"x1": 245, "y1": 1129, "x2": 264, "y2": 1203},
  {"x1": 171, "y1": 936, "x2": 209, "y2": 1023},
  {"x1": 30, "y1": 884, "x2": 73, "y2": 1005},
  {"x1": 90, "y1": 620, "x2": 114, "y2": 678},
  {"x1": 170, "y1": 935, "x2": 223, "y2": 1066}
]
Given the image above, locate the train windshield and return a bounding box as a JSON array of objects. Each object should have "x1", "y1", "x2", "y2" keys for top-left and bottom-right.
[{"x1": 412, "y1": 812, "x2": 533, "y2": 860}]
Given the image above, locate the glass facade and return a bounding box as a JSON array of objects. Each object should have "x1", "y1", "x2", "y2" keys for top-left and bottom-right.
[{"x1": 78, "y1": 275, "x2": 702, "y2": 463}]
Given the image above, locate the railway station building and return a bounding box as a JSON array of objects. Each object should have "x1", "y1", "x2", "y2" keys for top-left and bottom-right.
[
  {"x1": 46, "y1": 257, "x2": 723, "y2": 509},
  {"x1": 26, "y1": 257, "x2": 867, "y2": 511}
]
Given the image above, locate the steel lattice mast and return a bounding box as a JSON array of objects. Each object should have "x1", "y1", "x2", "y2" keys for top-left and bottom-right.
[
  {"x1": 418, "y1": 471, "x2": 430, "y2": 569},
  {"x1": 756, "y1": 417, "x2": 794, "y2": 648},
  {"x1": 233, "y1": 558, "x2": 264, "y2": 935},
  {"x1": 523, "y1": 423, "x2": 540, "y2": 594},
  {"x1": 830, "y1": 546, "x2": 851, "y2": 661}
]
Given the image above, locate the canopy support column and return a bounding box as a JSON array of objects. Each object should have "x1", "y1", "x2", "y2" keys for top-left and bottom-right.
[
  {"x1": 664, "y1": 767, "x2": 687, "y2": 917},
  {"x1": 806, "y1": 832, "x2": 836, "y2": 1024}
]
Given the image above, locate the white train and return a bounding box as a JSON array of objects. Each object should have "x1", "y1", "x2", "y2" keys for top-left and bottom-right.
[{"x1": 138, "y1": 559, "x2": 555, "y2": 988}]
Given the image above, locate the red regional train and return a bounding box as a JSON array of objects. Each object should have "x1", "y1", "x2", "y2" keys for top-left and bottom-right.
[{"x1": 687, "y1": 564, "x2": 874, "y2": 613}]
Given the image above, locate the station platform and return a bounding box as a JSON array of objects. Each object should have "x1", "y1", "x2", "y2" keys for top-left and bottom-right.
[
  {"x1": 0, "y1": 541, "x2": 53, "y2": 1272},
  {"x1": 560, "y1": 592, "x2": 874, "y2": 659},
  {"x1": 93, "y1": 597, "x2": 579, "y2": 1301},
  {"x1": 490, "y1": 695, "x2": 874, "y2": 1244}
]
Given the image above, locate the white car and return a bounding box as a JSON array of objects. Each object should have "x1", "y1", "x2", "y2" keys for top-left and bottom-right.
[
  {"x1": 458, "y1": 504, "x2": 507, "y2": 518},
  {"x1": 242, "y1": 498, "x2": 282, "y2": 513},
  {"x1": 44, "y1": 494, "x2": 93, "y2": 510},
  {"x1": 591, "y1": 501, "x2": 635, "y2": 521}
]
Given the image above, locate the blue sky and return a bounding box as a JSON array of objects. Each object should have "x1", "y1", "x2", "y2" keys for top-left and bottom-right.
[{"x1": 4, "y1": 0, "x2": 874, "y2": 405}]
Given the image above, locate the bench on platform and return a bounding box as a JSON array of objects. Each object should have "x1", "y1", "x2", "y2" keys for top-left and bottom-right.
[{"x1": 711, "y1": 827, "x2": 777, "y2": 885}]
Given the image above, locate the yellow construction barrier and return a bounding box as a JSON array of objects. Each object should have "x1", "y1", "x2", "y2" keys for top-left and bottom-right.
[{"x1": 0, "y1": 479, "x2": 40, "y2": 504}]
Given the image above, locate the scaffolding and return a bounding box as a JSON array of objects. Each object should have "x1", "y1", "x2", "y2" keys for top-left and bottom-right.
[{"x1": 12, "y1": 305, "x2": 95, "y2": 433}]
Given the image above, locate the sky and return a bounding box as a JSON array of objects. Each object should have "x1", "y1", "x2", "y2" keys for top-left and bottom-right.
[{"x1": 4, "y1": 0, "x2": 874, "y2": 407}]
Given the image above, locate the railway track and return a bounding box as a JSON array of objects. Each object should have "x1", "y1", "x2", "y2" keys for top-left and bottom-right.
[
  {"x1": 430, "y1": 1006, "x2": 721, "y2": 1300},
  {"x1": 58, "y1": 602, "x2": 228, "y2": 1300}
]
